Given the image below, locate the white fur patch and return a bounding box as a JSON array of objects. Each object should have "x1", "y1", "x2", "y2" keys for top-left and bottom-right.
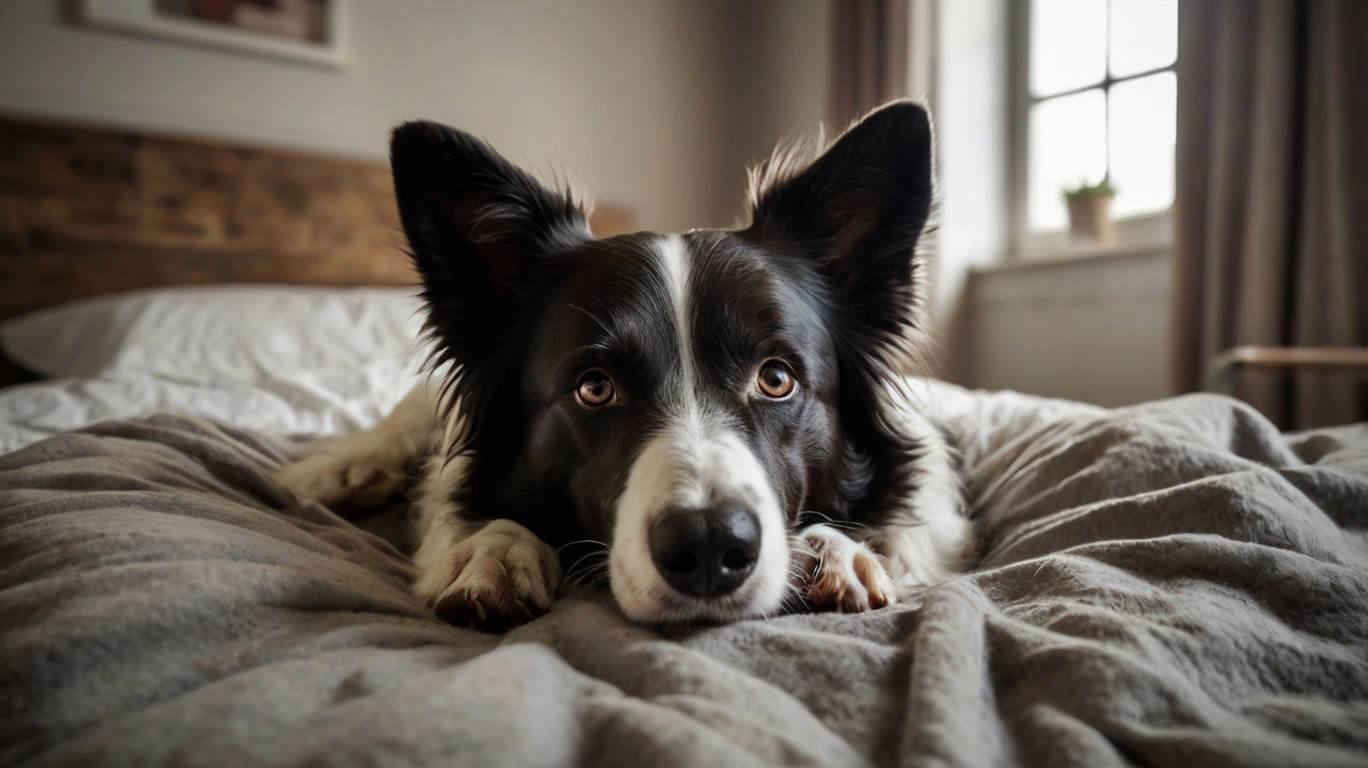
[
  {"x1": 866, "y1": 379, "x2": 976, "y2": 587},
  {"x1": 657, "y1": 233, "x2": 695, "y2": 384},
  {"x1": 610, "y1": 427, "x2": 790, "y2": 623},
  {"x1": 608, "y1": 235, "x2": 790, "y2": 623},
  {"x1": 795, "y1": 524, "x2": 896, "y2": 611},
  {"x1": 421, "y1": 516, "x2": 560, "y2": 627}
]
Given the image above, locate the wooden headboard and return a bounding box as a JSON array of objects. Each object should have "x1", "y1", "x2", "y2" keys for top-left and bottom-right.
[
  {"x1": 0, "y1": 115, "x2": 418, "y2": 325},
  {"x1": 0, "y1": 115, "x2": 637, "y2": 385}
]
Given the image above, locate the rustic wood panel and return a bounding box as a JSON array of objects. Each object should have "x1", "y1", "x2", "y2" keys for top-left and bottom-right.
[{"x1": 0, "y1": 115, "x2": 417, "y2": 323}]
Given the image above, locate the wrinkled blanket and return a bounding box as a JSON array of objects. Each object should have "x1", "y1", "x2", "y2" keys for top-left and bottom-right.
[{"x1": 1, "y1": 384, "x2": 1366, "y2": 767}]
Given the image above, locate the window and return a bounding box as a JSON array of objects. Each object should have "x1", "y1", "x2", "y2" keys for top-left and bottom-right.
[{"x1": 1011, "y1": 0, "x2": 1178, "y2": 252}]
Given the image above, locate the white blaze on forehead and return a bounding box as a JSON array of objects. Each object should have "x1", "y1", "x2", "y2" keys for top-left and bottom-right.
[
  {"x1": 608, "y1": 234, "x2": 790, "y2": 623},
  {"x1": 656, "y1": 233, "x2": 698, "y2": 401}
]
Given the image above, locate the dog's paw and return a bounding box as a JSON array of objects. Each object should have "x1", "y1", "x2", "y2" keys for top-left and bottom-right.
[
  {"x1": 416, "y1": 519, "x2": 562, "y2": 630},
  {"x1": 276, "y1": 440, "x2": 412, "y2": 510},
  {"x1": 793, "y1": 524, "x2": 897, "y2": 612}
]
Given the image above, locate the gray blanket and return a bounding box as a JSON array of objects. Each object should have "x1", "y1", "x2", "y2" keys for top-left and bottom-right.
[{"x1": 2, "y1": 385, "x2": 1366, "y2": 767}]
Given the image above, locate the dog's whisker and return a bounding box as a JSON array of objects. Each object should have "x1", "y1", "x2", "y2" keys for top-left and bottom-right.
[
  {"x1": 557, "y1": 538, "x2": 609, "y2": 554},
  {"x1": 567, "y1": 564, "x2": 608, "y2": 579},
  {"x1": 570, "y1": 564, "x2": 606, "y2": 577},
  {"x1": 569, "y1": 563, "x2": 611, "y2": 583},
  {"x1": 562, "y1": 550, "x2": 610, "y2": 585},
  {"x1": 799, "y1": 511, "x2": 866, "y2": 533}
]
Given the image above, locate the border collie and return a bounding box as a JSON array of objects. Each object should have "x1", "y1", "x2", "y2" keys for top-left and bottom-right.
[{"x1": 277, "y1": 101, "x2": 973, "y2": 627}]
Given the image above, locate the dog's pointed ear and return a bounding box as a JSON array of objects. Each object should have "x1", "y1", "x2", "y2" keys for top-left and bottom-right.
[
  {"x1": 390, "y1": 121, "x2": 590, "y2": 358},
  {"x1": 744, "y1": 101, "x2": 934, "y2": 351}
]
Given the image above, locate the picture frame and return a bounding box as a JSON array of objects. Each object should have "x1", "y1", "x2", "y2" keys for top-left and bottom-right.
[{"x1": 76, "y1": 0, "x2": 349, "y2": 70}]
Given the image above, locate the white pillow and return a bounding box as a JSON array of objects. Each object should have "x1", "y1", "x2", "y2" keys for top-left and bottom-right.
[
  {"x1": 0, "y1": 285, "x2": 442, "y2": 449},
  {"x1": 0, "y1": 284, "x2": 429, "y2": 384}
]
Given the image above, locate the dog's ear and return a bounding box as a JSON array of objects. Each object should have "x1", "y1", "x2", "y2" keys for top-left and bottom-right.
[
  {"x1": 390, "y1": 121, "x2": 590, "y2": 360},
  {"x1": 744, "y1": 101, "x2": 934, "y2": 355}
]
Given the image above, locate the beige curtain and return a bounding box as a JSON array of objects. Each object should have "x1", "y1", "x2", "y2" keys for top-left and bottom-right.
[
  {"x1": 1173, "y1": 0, "x2": 1368, "y2": 429},
  {"x1": 831, "y1": 0, "x2": 910, "y2": 128}
]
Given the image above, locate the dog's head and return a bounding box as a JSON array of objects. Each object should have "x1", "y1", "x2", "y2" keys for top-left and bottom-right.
[{"x1": 392, "y1": 102, "x2": 934, "y2": 623}]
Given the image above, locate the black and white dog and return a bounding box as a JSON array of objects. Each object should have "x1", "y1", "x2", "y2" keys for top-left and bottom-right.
[{"x1": 277, "y1": 101, "x2": 973, "y2": 627}]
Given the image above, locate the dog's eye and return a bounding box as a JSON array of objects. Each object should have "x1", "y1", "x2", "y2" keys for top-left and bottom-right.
[
  {"x1": 576, "y1": 370, "x2": 616, "y2": 408},
  {"x1": 756, "y1": 360, "x2": 796, "y2": 399}
]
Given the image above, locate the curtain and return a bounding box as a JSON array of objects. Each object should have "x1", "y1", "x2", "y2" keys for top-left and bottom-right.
[
  {"x1": 831, "y1": 0, "x2": 910, "y2": 127},
  {"x1": 1172, "y1": 0, "x2": 1368, "y2": 429}
]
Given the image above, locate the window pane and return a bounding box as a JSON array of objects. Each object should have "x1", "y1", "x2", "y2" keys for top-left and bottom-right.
[
  {"x1": 1109, "y1": 71, "x2": 1176, "y2": 218},
  {"x1": 1108, "y1": 0, "x2": 1178, "y2": 78},
  {"x1": 1029, "y1": 88, "x2": 1107, "y2": 231},
  {"x1": 1031, "y1": 0, "x2": 1107, "y2": 97}
]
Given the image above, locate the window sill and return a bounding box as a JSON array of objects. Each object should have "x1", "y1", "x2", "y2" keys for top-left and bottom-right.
[
  {"x1": 1010, "y1": 211, "x2": 1173, "y2": 261},
  {"x1": 981, "y1": 240, "x2": 1172, "y2": 274}
]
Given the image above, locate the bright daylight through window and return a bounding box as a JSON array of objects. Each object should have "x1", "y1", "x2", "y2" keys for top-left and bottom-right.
[{"x1": 1027, "y1": 0, "x2": 1178, "y2": 233}]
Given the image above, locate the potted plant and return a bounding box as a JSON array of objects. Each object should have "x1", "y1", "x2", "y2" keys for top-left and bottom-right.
[{"x1": 1063, "y1": 176, "x2": 1117, "y2": 247}]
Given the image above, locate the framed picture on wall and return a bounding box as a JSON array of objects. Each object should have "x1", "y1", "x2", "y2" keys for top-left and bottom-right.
[{"x1": 77, "y1": 0, "x2": 349, "y2": 69}]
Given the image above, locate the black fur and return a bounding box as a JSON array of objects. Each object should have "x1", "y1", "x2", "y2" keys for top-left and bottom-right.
[{"x1": 390, "y1": 101, "x2": 934, "y2": 563}]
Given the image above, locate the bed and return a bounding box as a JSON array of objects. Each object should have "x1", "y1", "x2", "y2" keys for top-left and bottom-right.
[{"x1": 2, "y1": 118, "x2": 1366, "y2": 767}]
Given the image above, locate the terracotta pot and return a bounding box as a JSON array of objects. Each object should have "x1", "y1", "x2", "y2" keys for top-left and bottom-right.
[{"x1": 1066, "y1": 193, "x2": 1116, "y2": 247}]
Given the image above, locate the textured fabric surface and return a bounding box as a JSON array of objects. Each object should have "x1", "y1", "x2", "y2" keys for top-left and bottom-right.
[{"x1": 2, "y1": 384, "x2": 1366, "y2": 767}]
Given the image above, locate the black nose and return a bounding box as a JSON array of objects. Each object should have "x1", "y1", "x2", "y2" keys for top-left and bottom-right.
[{"x1": 649, "y1": 505, "x2": 761, "y2": 597}]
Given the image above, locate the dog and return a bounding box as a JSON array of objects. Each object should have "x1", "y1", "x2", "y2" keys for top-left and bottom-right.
[{"x1": 276, "y1": 100, "x2": 974, "y2": 628}]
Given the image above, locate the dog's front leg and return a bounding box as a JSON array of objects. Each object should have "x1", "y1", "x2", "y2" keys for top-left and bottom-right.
[
  {"x1": 410, "y1": 462, "x2": 560, "y2": 629},
  {"x1": 413, "y1": 516, "x2": 561, "y2": 629},
  {"x1": 792, "y1": 524, "x2": 897, "y2": 612}
]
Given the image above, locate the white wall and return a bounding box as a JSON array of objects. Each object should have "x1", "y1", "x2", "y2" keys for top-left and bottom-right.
[
  {"x1": 729, "y1": 0, "x2": 832, "y2": 220},
  {"x1": 0, "y1": 0, "x2": 831, "y2": 233},
  {"x1": 965, "y1": 248, "x2": 1172, "y2": 407},
  {"x1": 927, "y1": 0, "x2": 1009, "y2": 378}
]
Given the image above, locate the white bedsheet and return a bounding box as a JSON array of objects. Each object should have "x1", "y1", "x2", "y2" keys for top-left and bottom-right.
[
  {"x1": 0, "y1": 286, "x2": 433, "y2": 454},
  {"x1": 0, "y1": 367, "x2": 428, "y2": 455}
]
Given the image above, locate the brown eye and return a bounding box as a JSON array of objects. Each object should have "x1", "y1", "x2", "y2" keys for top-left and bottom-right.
[
  {"x1": 576, "y1": 370, "x2": 616, "y2": 408},
  {"x1": 756, "y1": 360, "x2": 796, "y2": 398}
]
